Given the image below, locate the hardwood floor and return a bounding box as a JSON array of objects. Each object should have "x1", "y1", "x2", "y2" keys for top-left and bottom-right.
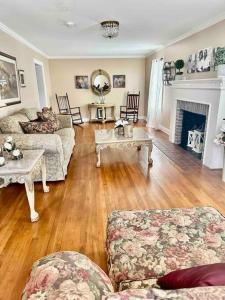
[{"x1": 0, "y1": 123, "x2": 225, "y2": 299}]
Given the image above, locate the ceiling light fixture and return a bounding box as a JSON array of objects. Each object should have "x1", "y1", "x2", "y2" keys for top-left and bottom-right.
[
  {"x1": 101, "y1": 20, "x2": 119, "y2": 39},
  {"x1": 65, "y1": 21, "x2": 75, "y2": 27}
]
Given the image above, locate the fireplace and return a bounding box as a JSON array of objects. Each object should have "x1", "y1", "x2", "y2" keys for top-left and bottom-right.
[
  {"x1": 180, "y1": 110, "x2": 206, "y2": 159},
  {"x1": 169, "y1": 78, "x2": 225, "y2": 169},
  {"x1": 174, "y1": 100, "x2": 209, "y2": 157}
]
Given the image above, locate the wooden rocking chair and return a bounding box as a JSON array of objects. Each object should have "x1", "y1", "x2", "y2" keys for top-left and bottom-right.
[
  {"x1": 56, "y1": 93, "x2": 83, "y2": 126},
  {"x1": 120, "y1": 92, "x2": 140, "y2": 123}
]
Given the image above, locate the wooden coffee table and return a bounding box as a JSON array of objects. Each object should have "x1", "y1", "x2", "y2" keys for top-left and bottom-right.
[
  {"x1": 0, "y1": 150, "x2": 49, "y2": 222},
  {"x1": 95, "y1": 127, "x2": 153, "y2": 167}
]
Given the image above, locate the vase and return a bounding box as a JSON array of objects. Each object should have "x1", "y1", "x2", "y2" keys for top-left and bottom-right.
[{"x1": 217, "y1": 65, "x2": 225, "y2": 77}]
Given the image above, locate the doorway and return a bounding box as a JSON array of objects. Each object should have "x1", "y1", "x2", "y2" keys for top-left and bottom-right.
[{"x1": 34, "y1": 59, "x2": 47, "y2": 108}]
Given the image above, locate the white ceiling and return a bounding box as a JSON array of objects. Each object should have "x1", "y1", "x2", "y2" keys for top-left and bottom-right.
[{"x1": 0, "y1": 0, "x2": 225, "y2": 58}]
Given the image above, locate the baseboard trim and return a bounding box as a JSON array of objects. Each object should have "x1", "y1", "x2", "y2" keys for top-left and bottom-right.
[{"x1": 159, "y1": 124, "x2": 170, "y2": 135}]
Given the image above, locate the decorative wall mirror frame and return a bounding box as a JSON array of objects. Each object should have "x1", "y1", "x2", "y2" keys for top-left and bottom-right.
[{"x1": 91, "y1": 69, "x2": 111, "y2": 96}]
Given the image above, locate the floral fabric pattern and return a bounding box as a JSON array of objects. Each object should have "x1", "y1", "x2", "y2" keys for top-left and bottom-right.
[
  {"x1": 37, "y1": 107, "x2": 61, "y2": 131},
  {"x1": 22, "y1": 251, "x2": 114, "y2": 300},
  {"x1": 103, "y1": 287, "x2": 225, "y2": 300},
  {"x1": 107, "y1": 207, "x2": 225, "y2": 287},
  {"x1": 0, "y1": 114, "x2": 29, "y2": 133},
  {"x1": 119, "y1": 279, "x2": 157, "y2": 292},
  {"x1": 118, "y1": 278, "x2": 159, "y2": 292},
  {"x1": 20, "y1": 121, "x2": 55, "y2": 134}
]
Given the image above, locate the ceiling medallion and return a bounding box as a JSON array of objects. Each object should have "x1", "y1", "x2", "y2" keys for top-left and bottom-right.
[{"x1": 101, "y1": 20, "x2": 119, "y2": 39}]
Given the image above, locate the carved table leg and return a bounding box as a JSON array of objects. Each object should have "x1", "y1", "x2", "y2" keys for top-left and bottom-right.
[
  {"x1": 25, "y1": 177, "x2": 39, "y2": 222},
  {"x1": 96, "y1": 147, "x2": 101, "y2": 167},
  {"x1": 41, "y1": 158, "x2": 49, "y2": 193},
  {"x1": 148, "y1": 144, "x2": 153, "y2": 166}
]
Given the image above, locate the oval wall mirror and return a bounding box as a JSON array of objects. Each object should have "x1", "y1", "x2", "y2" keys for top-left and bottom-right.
[{"x1": 91, "y1": 69, "x2": 111, "y2": 96}]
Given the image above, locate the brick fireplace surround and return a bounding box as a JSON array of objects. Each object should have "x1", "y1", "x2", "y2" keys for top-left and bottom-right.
[
  {"x1": 169, "y1": 78, "x2": 225, "y2": 169},
  {"x1": 174, "y1": 100, "x2": 209, "y2": 145}
]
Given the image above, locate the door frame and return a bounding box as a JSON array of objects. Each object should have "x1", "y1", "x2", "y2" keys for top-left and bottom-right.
[{"x1": 33, "y1": 58, "x2": 48, "y2": 108}]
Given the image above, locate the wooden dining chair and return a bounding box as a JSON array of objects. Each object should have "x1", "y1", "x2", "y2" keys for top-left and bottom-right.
[
  {"x1": 120, "y1": 92, "x2": 140, "y2": 123},
  {"x1": 55, "y1": 93, "x2": 83, "y2": 125}
]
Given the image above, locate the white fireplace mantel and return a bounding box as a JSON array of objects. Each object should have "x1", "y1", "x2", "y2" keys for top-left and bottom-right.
[
  {"x1": 169, "y1": 78, "x2": 225, "y2": 169},
  {"x1": 170, "y1": 78, "x2": 225, "y2": 90}
]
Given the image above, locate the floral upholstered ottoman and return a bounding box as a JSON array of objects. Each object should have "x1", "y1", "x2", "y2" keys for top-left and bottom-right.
[
  {"x1": 22, "y1": 251, "x2": 114, "y2": 299},
  {"x1": 103, "y1": 286, "x2": 225, "y2": 299},
  {"x1": 106, "y1": 207, "x2": 225, "y2": 291}
]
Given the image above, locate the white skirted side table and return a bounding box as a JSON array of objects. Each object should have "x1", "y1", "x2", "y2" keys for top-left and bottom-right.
[{"x1": 0, "y1": 150, "x2": 49, "y2": 222}]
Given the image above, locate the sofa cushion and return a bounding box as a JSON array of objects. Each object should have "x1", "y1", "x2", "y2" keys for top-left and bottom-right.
[
  {"x1": 19, "y1": 108, "x2": 40, "y2": 121},
  {"x1": 37, "y1": 107, "x2": 61, "y2": 131},
  {"x1": 107, "y1": 207, "x2": 225, "y2": 288},
  {"x1": 22, "y1": 251, "x2": 114, "y2": 300},
  {"x1": 103, "y1": 287, "x2": 225, "y2": 299},
  {"x1": 157, "y1": 263, "x2": 225, "y2": 290},
  {"x1": 0, "y1": 114, "x2": 29, "y2": 133},
  {"x1": 20, "y1": 121, "x2": 55, "y2": 134}
]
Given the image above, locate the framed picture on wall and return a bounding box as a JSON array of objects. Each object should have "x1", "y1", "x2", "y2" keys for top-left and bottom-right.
[
  {"x1": 113, "y1": 75, "x2": 126, "y2": 88},
  {"x1": 0, "y1": 51, "x2": 21, "y2": 107},
  {"x1": 75, "y1": 76, "x2": 89, "y2": 89},
  {"x1": 196, "y1": 47, "x2": 212, "y2": 72},
  {"x1": 18, "y1": 69, "x2": 26, "y2": 87},
  {"x1": 187, "y1": 54, "x2": 196, "y2": 74}
]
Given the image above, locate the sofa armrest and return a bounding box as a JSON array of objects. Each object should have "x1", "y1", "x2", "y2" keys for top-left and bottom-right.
[
  {"x1": 0, "y1": 133, "x2": 64, "y2": 155},
  {"x1": 57, "y1": 114, "x2": 72, "y2": 128}
]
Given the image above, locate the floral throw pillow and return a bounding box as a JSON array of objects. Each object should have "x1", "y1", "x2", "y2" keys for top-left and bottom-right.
[
  {"x1": 37, "y1": 107, "x2": 60, "y2": 131},
  {"x1": 20, "y1": 121, "x2": 55, "y2": 134}
]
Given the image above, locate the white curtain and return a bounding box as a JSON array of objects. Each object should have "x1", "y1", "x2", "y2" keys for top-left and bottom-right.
[{"x1": 147, "y1": 59, "x2": 164, "y2": 129}]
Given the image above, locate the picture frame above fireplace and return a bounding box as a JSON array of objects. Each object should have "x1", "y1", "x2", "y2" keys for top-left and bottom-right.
[{"x1": 0, "y1": 51, "x2": 21, "y2": 107}]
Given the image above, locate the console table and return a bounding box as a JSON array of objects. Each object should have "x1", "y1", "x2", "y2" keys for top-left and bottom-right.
[
  {"x1": 88, "y1": 103, "x2": 115, "y2": 123},
  {"x1": 0, "y1": 150, "x2": 49, "y2": 222}
]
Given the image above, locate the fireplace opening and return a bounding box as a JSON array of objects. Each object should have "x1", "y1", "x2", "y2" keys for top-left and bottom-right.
[{"x1": 180, "y1": 110, "x2": 206, "y2": 159}]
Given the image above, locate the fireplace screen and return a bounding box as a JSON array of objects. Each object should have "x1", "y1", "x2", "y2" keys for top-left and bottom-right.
[{"x1": 180, "y1": 110, "x2": 206, "y2": 159}]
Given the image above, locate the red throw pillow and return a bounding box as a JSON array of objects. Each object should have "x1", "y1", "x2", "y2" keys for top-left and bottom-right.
[{"x1": 157, "y1": 263, "x2": 225, "y2": 290}]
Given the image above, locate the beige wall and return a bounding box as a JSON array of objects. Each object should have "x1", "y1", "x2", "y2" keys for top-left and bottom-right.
[
  {"x1": 146, "y1": 19, "x2": 225, "y2": 130},
  {"x1": 0, "y1": 29, "x2": 51, "y2": 118},
  {"x1": 49, "y1": 58, "x2": 146, "y2": 119}
]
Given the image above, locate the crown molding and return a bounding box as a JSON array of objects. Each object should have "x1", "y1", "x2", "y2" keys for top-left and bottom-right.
[
  {"x1": 48, "y1": 55, "x2": 146, "y2": 59},
  {"x1": 146, "y1": 12, "x2": 225, "y2": 58},
  {"x1": 0, "y1": 21, "x2": 48, "y2": 58}
]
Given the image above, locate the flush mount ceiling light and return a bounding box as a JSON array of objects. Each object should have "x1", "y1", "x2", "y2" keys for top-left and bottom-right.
[
  {"x1": 65, "y1": 21, "x2": 75, "y2": 27},
  {"x1": 100, "y1": 20, "x2": 119, "y2": 39}
]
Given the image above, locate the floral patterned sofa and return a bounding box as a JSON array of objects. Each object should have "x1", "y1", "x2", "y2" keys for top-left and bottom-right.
[
  {"x1": 0, "y1": 108, "x2": 75, "y2": 181},
  {"x1": 22, "y1": 207, "x2": 225, "y2": 299}
]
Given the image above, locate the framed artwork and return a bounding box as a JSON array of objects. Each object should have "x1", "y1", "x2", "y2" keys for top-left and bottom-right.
[
  {"x1": 18, "y1": 69, "x2": 26, "y2": 87},
  {"x1": 0, "y1": 51, "x2": 20, "y2": 107},
  {"x1": 113, "y1": 75, "x2": 126, "y2": 88},
  {"x1": 196, "y1": 47, "x2": 212, "y2": 72},
  {"x1": 187, "y1": 54, "x2": 196, "y2": 74},
  {"x1": 75, "y1": 75, "x2": 89, "y2": 89}
]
